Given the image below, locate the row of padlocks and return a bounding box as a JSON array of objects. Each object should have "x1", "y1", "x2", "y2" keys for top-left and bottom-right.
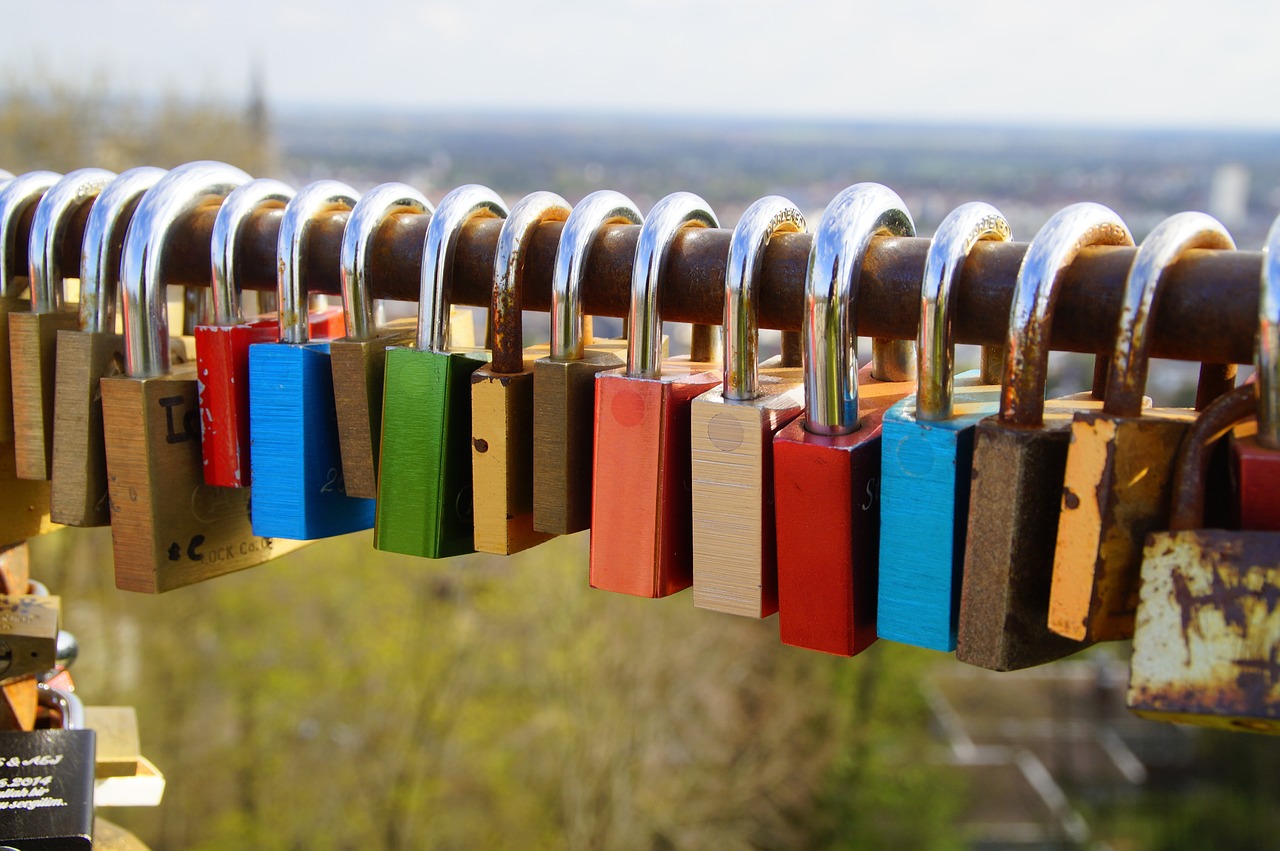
[{"x1": 1, "y1": 156, "x2": 1278, "y2": 845}]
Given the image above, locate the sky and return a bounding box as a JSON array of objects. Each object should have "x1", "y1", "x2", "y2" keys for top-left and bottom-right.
[{"x1": 4, "y1": 0, "x2": 1280, "y2": 130}]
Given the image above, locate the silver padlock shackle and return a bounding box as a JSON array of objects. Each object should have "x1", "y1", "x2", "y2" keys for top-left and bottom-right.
[
  {"x1": 0, "y1": 171, "x2": 60, "y2": 299},
  {"x1": 277, "y1": 180, "x2": 358, "y2": 344},
  {"x1": 722, "y1": 195, "x2": 805, "y2": 401},
  {"x1": 999, "y1": 202, "x2": 1133, "y2": 428},
  {"x1": 1105, "y1": 212, "x2": 1235, "y2": 419},
  {"x1": 492, "y1": 191, "x2": 571, "y2": 374},
  {"x1": 418, "y1": 184, "x2": 507, "y2": 353},
  {"x1": 803, "y1": 183, "x2": 914, "y2": 435},
  {"x1": 916, "y1": 201, "x2": 1012, "y2": 421},
  {"x1": 120, "y1": 161, "x2": 250, "y2": 378},
  {"x1": 550, "y1": 189, "x2": 642, "y2": 362},
  {"x1": 0, "y1": 170, "x2": 12, "y2": 182},
  {"x1": 28, "y1": 168, "x2": 116, "y2": 314},
  {"x1": 210, "y1": 178, "x2": 295, "y2": 327},
  {"x1": 36, "y1": 682, "x2": 84, "y2": 730},
  {"x1": 340, "y1": 183, "x2": 432, "y2": 342},
  {"x1": 1259, "y1": 214, "x2": 1280, "y2": 449},
  {"x1": 79, "y1": 167, "x2": 166, "y2": 334},
  {"x1": 627, "y1": 192, "x2": 718, "y2": 378}
]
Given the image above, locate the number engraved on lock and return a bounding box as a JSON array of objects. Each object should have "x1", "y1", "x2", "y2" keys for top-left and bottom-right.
[
  {"x1": 191, "y1": 484, "x2": 243, "y2": 523},
  {"x1": 861, "y1": 476, "x2": 879, "y2": 512},
  {"x1": 320, "y1": 467, "x2": 346, "y2": 494},
  {"x1": 158, "y1": 395, "x2": 200, "y2": 444},
  {"x1": 0, "y1": 749, "x2": 68, "y2": 813}
]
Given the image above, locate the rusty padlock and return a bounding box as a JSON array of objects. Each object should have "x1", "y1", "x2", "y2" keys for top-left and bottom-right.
[
  {"x1": 955, "y1": 202, "x2": 1133, "y2": 671},
  {"x1": 12, "y1": 169, "x2": 115, "y2": 482},
  {"x1": 0, "y1": 171, "x2": 62, "y2": 545},
  {"x1": 690, "y1": 196, "x2": 806, "y2": 618},
  {"x1": 590, "y1": 192, "x2": 722, "y2": 598},
  {"x1": 376, "y1": 185, "x2": 507, "y2": 559},
  {"x1": 1049, "y1": 212, "x2": 1237, "y2": 643},
  {"x1": 1232, "y1": 213, "x2": 1280, "y2": 531},
  {"x1": 471, "y1": 191, "x2": 571, "y2": 555},
  {"x1": 532, "y1": 190, "x2": 644, "y2": 536},
  {"x1": 877, "y1": 201, "x2": 1012, "y2": 652},
  {"x1": 50, "y1": 167, "x2": 165, "y2": 527},
  {"x1": 101, "y1": 162, "x2": 302, "y2": 593},
  {"x1": 773, "y1": 183, "x2": 919, "y2": 656},
  {"x1": 330, "y1": 183, "x2": 433, "y2": 500},
  {"x1": 1128, "y1": 383, "x2": 1279, "y2": 732}
]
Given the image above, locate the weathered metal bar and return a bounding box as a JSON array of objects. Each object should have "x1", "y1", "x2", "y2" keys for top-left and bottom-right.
[{"x1": 8, "y1": 206, "x2": 1262, "y2": 365}]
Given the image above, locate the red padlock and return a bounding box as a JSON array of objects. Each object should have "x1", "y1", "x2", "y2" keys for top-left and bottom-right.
[
  {"x1": 1233, "y1": 214, "x2": 1280, "y2": 530},
  {"x1": 590, "y1": 192, "x2": 722, "y2": 598},
  {"x1": 774, "y1": 183, "x2": 918, "y2": 657}
]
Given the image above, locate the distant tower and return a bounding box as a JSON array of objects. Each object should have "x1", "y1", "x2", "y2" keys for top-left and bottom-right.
[
  {"x1": 246, "y1": 58, "x2": 274, "y2": 170},
  {"x1": 1209, "y1": 163, "x2": 1250, "y2": 230}
]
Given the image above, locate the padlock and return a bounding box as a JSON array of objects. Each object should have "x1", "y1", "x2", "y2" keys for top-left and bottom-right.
[
  {"x1": 955, "y1": 202, "x2": 1134, "y2": 671},
  {"x1": 471, "y1": 191, "x2": 571, "y2": 555},
  {"x1": 0, "y1": 593, "x2": 59, "y2": 683},
  {"x1": 690, "y1": 196, "x2": 806, "y2": 617},
  {"x1": 590, "y1": 192, "x2": 723, "y2": 598},
  {"x1": 877, "y1": 202, "x2": 1012, "y2": 651},
  {"x1": 330, "y1": 183, "x2": 433, "y2": 500},
  {"x1": 1049, "y1": 212, "x2": 1237, "y2": 643},
  {"x1": 532, "y1": 190, "x2": 644, "y2": 536},
  {"x1": 773, "y1": 183, "x2": 919, "y2": 656},
  {"x1": 81, "y1": 706, "x2": 139, "y2": 780},
  {"x1": 11, "y1": 169, "x2": 116, "y2": 483},
  {"x1": 0, "y1": 685, "x2": 95, "y2": 849},
  {"x1": 1127, "y1": 383, "x2": 1279, "y2": 732},
  {"x1": 376, "y1": 185, "x2": 507, "y2": 558},
  {"x1": 1232, "y1": 214, "x2": 1280, "y2": 531},
  {"x1": 248, "y1": 180, "x2": 372, "y2": 540},
  {"x1": 101, "y1": 161, "x2": 302, "y2": 593},
  {"x1": 50, "y1": 168, "x2": 165, "y2": 528}
]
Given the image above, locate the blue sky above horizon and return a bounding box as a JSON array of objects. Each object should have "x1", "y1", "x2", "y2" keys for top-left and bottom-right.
[{"x1": 6, "y1": 1, "x2": 1278, "y2": 131}]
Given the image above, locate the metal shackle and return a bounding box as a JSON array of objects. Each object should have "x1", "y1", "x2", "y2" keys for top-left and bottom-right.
[
  {"x1": 722, "y1": 195, "x2": 805, "y2": 401},
  {"x1": 999, "y1": 202, "x2": 1133, "y2": 427},
  {"x1": 916, "y1": 201, "x2": 1012, "y2": 421},
  {"x1": 1105, "y1": 212, "x2": 1235, "y2": 419},
  {"x1": 210, "y1": 179, "x2": 295, "y2": 327},
  {"x1": 0, "y1": 170, "x2": 12, "y2": 183},
  {"x1": 28, "y1": 168, "x2": 116, "y2": 314},
  {"x1": 277, "y1": 180, "x2": 358, "y2": 344},
  {"x1": 627, "y1": 192, "x2": 718, "y2": 378},
  {"x1": 79, "y1": 167, "x2": 165, "y2": 334},
  {"x1": 1259, "y1": 214, "x2": 1280, "y2": 448},
  {"x1": 491, "y1": 191, "x2": 571, "y2": 374},
  {"x1": 550, "y1": 189, "x2": 642, "y2": 362},
  {"x1": 0, "y1": 171, "x2": 60, "y2": 298},
  {"x1": 340, "y1": 183, "x2": 432, "y2": 341},
  {"x1": 120, "y1": 161, "x2": 250, "y2": 378},
  {"x1": 36, "y1": 682, "x2": 85, "y2": 730},
  {"x1": 802, "y1": 183, "x2": 914, "y2": 435},
  {"x1": 418, "y1": 184, "x2": 507, "y2": 353}
]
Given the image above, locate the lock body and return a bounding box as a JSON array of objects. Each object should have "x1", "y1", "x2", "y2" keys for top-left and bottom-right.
[
  {"x1": 1232, "y1": 435, "x2": 1280, "y2": 531},
  {"x1": 247, "y1": 340, "x2": 374, "y2": 540},
  {"x1": 1049, "y1": 407, "x2": 1194, "y2": 642},
  {"x1": 376, "y1": 347, "x2": 487, "y2": 558},
  {"x1": 956, "y1": 400, "x2": 1096, "y2": 670},
  {"x1": 877, "y1": 371, "x2": 1000, "y2": 651},
  {"x1": 690, "y1": 366, "x2": 802, "y2": 618},
  {"x1": 49, "y1": 330, "x2": 123, "y2": 526},
  {"x1": 774, "y1": 370, "x2": 913, "y2": 656},
  {"x1": 197, "y1": 307, "x2": 345, "y2": 488},
  {"x1": 0, "y1": 295, "x2": 33, "y2": 444},
  {"x1": 101, "y1": 367, "x2": 301, "y2": 592},
  {"x1": 0, "y1": 727, "x2": 96, "y2": 848},
  {"x1": 10, "y1": 309, "x2": 79, "y2": 481},
  {"x1": 0, "y1": 594, "x2": 59, "y2": 681},
  {"x1": 590, "y1": 360, "x2": 720, "y2": 597}
]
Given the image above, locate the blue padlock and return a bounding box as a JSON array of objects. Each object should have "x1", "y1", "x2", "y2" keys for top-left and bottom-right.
[
  {"x1": 877, "y1": 202, "x2": 1012, "y2": 651},
  {"x1": 248, "y1": 180, "x2": 374, "y2": 540}
]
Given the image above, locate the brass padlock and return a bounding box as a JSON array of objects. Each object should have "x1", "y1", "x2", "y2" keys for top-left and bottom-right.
[
  {"x1": 82, "y1": 705, "x2": 141, "y2": 779},
  {"x1": 691, "y1": 195, "x2": 806, "y2": 618},
  {"x1": 331, "y1": 183, "x2": 433, "y2": 500},
  {"x1": 0, "y1": 593, "x2": 59, "y2": 682},
  {"x1": 532, "y1": 190, "x2": 643, "y2": 536},
  {"x1": 12, "y1": 168, "x2": 116, "y2": 482},
  {"x1": 51, "y1": 168, "x2": 166, "y2": 527},
  {"x1": 1128, "y1": 384, "x2": 1279, "y2": 732},
  {"x1": 956, "y1": 202, "x2": 1133, "y2": 671},
  {"x1": 1049, "y1": 212, "x2": 1236, "y2": 643},
  {"x1": 471, "y1": 191, "x2": 571, "y2": 555},
  {"x1": 101, "y1": 162, "x2": 302, "y2": 593}
]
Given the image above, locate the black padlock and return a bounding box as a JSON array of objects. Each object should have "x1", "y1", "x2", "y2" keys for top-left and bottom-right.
[{"x1": 0, "y1": 685, "x2": 94, "y2": 849}]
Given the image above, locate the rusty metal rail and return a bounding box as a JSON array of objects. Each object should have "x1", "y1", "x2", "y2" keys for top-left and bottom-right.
[{"x1": 9, "y1": 204, "x2": 1261, "y2": 365}]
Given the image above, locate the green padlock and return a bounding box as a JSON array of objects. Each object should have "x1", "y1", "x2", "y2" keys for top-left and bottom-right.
[{"x1": 374, "y1": 185, "x2": 507, "y2": 558}]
